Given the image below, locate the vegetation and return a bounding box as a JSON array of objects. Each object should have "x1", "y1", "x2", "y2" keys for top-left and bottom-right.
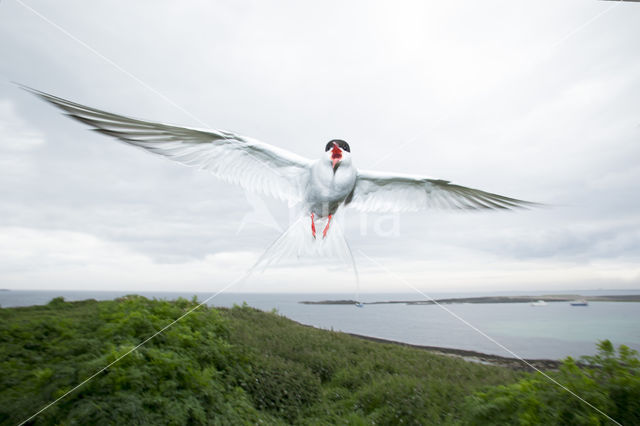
[
  {"x1": 464, "y1": 340, "x2": 640, "y2": 425},
  {"x1": 0, "y1": 296, "x2": 637, "y2": 425},
  {"x1": 1, "y1": 296, "x2": 275, "y2": 425}
]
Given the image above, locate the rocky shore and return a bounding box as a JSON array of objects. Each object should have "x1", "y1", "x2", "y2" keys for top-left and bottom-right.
[{"x1": 345, "y1": 333, "x2": 563, "y2": 371}]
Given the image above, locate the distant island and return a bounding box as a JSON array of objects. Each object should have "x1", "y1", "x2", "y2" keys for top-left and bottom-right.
[{"x1": 299, "y1": 294, "x2": 640, "y2": 305}]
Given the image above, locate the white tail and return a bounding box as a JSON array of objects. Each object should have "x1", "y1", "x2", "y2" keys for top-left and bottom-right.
[
  {"x1": 236, "y1": 212, "x2": 361, "y2": 303},
  {"x1": 251, "y1": 214, "x2": 350, "y2": 269}
]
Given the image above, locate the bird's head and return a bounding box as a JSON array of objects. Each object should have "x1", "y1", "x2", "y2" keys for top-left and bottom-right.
[{"x1": 325, "y1": 139, "x2": 351, "y2": 171}]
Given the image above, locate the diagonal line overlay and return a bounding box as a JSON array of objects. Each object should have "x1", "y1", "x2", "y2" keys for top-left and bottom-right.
[
  {"x1": 17, "y1": 271, "x2": 252, "y2": 426},
  {"x1": 357, "y1": 249, "x2": 622, "y2": 426},
  {"x1": 13, "y1": 0, "x2": 299, "y2": 199}
]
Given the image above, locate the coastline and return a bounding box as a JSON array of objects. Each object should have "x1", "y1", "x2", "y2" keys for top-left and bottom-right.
[
  {"x1": 291, "y1": 320, "x2": 564, "y2": 371},
  {"x1": 344, "y1": 332, "x2": 563, "y2": 371},
  {"x1": 2, "y1": 292, "x2": 634, "y2": 368},
  {"x1": 300, "y1": 294, "x2": 640, "y2": 305}
]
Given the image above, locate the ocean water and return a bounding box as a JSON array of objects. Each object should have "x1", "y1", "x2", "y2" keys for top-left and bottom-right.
[{"x1": 2, "y1": 289, "x2": 640, "y2": 360}]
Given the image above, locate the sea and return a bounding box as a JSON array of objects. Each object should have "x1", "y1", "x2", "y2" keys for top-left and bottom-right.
[{"x1": 2, "y1": 289, "x2": 640, "y2": 361}]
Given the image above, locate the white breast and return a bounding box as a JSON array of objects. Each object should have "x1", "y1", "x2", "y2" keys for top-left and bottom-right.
[{"x1": 305, "y1": 159, "x2": 357, "y2": 217}]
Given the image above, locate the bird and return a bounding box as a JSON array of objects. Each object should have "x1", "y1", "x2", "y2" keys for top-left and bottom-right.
[{"x1": 24, "y1": 86, "x2": 536, "y2": 244}]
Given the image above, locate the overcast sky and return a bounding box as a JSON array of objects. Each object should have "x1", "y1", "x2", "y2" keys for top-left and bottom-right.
[{"x1": 1, "y1": 0, "x2": 639, "y2": 294}]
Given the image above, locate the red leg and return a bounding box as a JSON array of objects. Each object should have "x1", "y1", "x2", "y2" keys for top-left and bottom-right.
[
  {"x1": 322, "y1": 214, "x2": 332, "y2": 238},
  {"x1": 311, "y1": 213, "x2": 316, "y2": 238}
]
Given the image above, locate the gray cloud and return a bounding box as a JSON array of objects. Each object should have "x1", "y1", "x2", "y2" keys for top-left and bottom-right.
[{"x1": 1, "y1": 0, "x2": 639, "y2": 291}]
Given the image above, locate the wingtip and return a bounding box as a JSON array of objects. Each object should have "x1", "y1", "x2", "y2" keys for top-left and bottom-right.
[
  {"x1": 511, "y1": 200, "x2": 548, "y2": 211},
  {"x1": 13, "y1": 81, "x2": 36, "y2": 92},
  {"x1": 13, "y1": 82, "x2": 50, "y2": 100},
  {"x1": 529, "y1": 201, "x2": 552, "y2": 209},
  {"x1": 15, "y1": 84, "x2": 83, "y2": 113}
]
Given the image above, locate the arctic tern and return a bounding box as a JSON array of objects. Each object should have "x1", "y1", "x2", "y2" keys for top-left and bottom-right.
[{"x1": 26, "y1": 87, "x2": 535, "y2": 244}]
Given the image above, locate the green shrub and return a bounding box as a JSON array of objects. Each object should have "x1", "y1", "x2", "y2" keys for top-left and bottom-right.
[
  {"x1": 0, "y1": 296, "x2": 273, "y2": 425},
  {"x1": 1, "y1": 296, "x2": 533, "y2": 425},
  {"x1": 355, "y1": 375, "x2": 434, "y2": 424},
  {"x1": 243, "y1": 354, "x2": 321, "y2": 422},
  {"x1": 464, "y1": 340, "x2": 640, "y2": 425}
]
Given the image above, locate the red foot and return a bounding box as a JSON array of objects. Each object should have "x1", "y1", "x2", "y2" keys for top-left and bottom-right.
[
  {"x1": 322, "y1": 215, "x2": 332, "y2": 239},
  {"x1": 311, "y1": 213, "x2": 316, "y2": 239}
]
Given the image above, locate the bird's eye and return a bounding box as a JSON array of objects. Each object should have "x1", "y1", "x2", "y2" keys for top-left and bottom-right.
[
  {"x1": 325, "y1": 142, "x2": 334, "y2": 152},
  {"x1": 340, "y1": 141, "x2": 350, "y2": 152}
]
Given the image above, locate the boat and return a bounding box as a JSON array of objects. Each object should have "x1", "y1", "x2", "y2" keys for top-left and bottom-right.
[
  {"x1": 530, "y1": 300, "x2": 547, "y2": 306},
  {"x1": 570, "y1": 299, "x2": 588, "y2": 306},
  {"x1": 355, "y1": 302, "x2": 364, "y2": 308}
]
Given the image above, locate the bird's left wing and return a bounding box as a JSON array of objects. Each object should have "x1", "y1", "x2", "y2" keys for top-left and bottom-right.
[
  {"x1": 26, "y1": 87, "x2": 312, "y2": 203},
  {"x1": 348, "y1": 169, "x2": 536, "y2": 213}
]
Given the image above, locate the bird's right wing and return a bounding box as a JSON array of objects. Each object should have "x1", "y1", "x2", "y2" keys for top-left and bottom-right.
[
  {"x1": 27, "y1": 86, "x2": 312, "y2": 203},
  {"x1": 348, "y1": 169, "x2": 537, "y2": 213}
]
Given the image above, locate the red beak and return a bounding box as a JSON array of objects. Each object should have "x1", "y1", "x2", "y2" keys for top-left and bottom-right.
[{"x1": 331, "y1": 143, "x2": 342, "y2": 169}]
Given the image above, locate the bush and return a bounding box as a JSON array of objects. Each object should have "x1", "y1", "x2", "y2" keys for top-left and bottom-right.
[
  {"x1": 243, "y1": 355, "x2": 321, "y2": 422},
  {"x1": 0, "y1": 296, "x2": 274, "y2": 425},
  {"x1": 354, "y1": 375, "x2": 438, "y2": 424},
  {"x1": 464, "y1": 340, "x2": 640, "y2": 425},
  {"x1": 2, "y1": 296, "x2": 530, "y2": 425}
]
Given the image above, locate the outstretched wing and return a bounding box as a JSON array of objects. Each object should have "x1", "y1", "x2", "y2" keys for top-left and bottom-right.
[
  {"x1": 348, "y1": 169, "x2": 537, "y2": 213},
  {"x1": 26, "y1": 86, "x2": 312, "y2": 203}
]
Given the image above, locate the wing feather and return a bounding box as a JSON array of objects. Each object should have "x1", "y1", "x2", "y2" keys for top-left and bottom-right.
[
  {"x1": 26, "y1": 87, "x2": 311, "y2": 203},
  {"x1": 349, "y1": 170, "x2": 536, "y2": 213}
]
